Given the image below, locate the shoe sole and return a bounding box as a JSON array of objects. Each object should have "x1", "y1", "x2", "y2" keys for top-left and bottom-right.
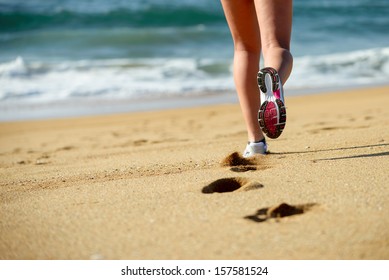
[
  {"x1": 257, "y1": 67, "x2": 286, "y2": 139},
  {"x1": 258, "y1": 99, "x2": 286, "y2": 139},
  {"x1": 257, "y1": 67, "x2": 279, "y2": 93}
]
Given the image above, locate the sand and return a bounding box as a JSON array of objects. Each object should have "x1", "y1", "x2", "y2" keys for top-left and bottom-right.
[{"x1": 0, "y1": 86, "x2": 388, "y2": 260}]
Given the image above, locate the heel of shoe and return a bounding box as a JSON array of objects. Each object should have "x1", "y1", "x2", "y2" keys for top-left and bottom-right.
[{"x1": 257, "y1": 67, "x2": 280, "y2": 93}]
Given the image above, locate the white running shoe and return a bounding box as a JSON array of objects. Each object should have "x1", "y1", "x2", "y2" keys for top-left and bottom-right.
[
  {"x1": 257, "y1": 67, "x2": 286, "y2": 139},
  {"x1": 243, "y1": 141, "x2": 268, "y2": 158}
]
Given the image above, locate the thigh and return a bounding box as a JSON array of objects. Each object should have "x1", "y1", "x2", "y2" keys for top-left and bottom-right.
[
  {"x1": 255, "y1": 0, "x2": 293, "y2": 50},
  {"x1": 220, "y1": 0, "x2": 261, "y2": 52}
]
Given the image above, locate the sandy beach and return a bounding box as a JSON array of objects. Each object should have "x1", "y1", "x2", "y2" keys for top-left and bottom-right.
[{"x1": 0, "y1": 86, "x2": 388, "y2": 260}]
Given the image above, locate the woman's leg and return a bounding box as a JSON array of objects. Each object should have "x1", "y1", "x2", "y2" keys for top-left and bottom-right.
[
  {"x1": 255, "y1": 0, "x2": 293, "y2": 84},
  {"x1": 220, "y1": 0, "x2": 264, "y2": 143}
]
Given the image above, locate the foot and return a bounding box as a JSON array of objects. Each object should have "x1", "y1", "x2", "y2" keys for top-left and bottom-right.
[
  {"x1": 257, "y1": 67, "x2": 286, "y2": 139},
  {"x1": 243, "y1": 140, "x2": 267, "y2": 158}
]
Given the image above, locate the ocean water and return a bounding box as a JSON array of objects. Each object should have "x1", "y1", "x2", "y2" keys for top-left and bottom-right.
[{"x1": 1, "y1": 0, "x2": 388, "y2": 120}]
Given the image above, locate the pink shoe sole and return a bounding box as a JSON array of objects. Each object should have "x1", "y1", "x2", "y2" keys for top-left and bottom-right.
[
  {"x1": 258, "y1": 99, "x2": 286, "y2": 139},
  {"x1": 257, "y1": 67, "x2": 286, "y2": 139}
]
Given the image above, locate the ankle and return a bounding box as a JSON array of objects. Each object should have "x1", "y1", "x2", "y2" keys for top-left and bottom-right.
[{"x1": 248, "y1": 138, "x2": 266, "y2": 145}]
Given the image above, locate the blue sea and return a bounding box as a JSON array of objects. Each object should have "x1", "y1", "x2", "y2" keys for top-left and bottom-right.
[{"x1": 1, "y1": 0, "x2": 388, "y2": 120}]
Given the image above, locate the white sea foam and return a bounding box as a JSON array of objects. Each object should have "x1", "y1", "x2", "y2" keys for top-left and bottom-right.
[
  {"x1": 0, "y1": 57, "x2": 234, "y2": 103},
  {"x1": 0, "y1": 47, "x2": 388, "y2": 106},
  {"x1": 0, "y1": 56, "x2": 29, "y2": 77},
  {"x1": 289, "y1": 47, "x2": 389, "y2": 89}
]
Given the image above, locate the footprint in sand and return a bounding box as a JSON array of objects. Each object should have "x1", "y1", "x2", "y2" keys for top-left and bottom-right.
[
  {"x1": 202, "y1": 152, "x2": 269, "y2": 193},
  {"x1": 221, "y1": 152, "x2": 269, "y2": 172},
  {"x1": 308, "y1": 126, "x2": 347, "y2": 134},
  {"x1": 56, "y1": 146, "x2": 75, "y2": 151},
  {"x1": 34, "y1": 153, "x2": 51, "y2": 165},
  {"x1": 245, "y1": 203, "x2": 317, "y2": 223},
  {"x1": 202, "y1": 177, "x2": 263, "y2": 193},
  {"x1": 133, "y1": 139, "x2": 148, "y2": 146}
]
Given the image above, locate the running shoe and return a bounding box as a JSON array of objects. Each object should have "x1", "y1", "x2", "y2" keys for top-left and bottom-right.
[
  {"x1": 257, "y1": 67, "x2": 286, "y2": 139},
  {"x1": 243, "y1": 140, "x2": 268, "y2": 158}
]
